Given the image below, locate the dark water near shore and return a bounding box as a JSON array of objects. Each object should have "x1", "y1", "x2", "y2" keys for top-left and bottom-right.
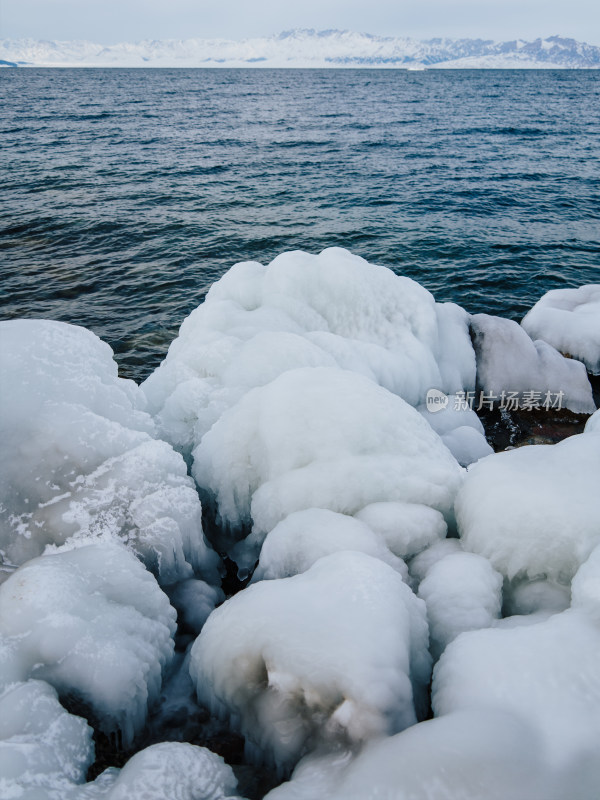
[{"x1": 1, "y1": 68, "x2": 599, "y2": 381}]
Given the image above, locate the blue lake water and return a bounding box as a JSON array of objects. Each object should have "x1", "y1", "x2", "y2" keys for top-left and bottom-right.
[{"x1": 1, "y1": 68, "x2": 599, "y2": 381}]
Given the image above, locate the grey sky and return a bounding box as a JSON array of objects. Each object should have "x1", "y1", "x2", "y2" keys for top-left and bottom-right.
[{"x1": 1, "y1": 0, "x2": 599, "y2": 47}]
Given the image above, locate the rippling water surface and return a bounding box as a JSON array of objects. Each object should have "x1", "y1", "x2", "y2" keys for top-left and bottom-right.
[{"x1": 1, "y1": 68, "x2": 599, "y2": 380}]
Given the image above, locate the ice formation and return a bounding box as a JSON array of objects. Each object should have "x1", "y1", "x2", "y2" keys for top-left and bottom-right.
[
  {"x1": 0, "y1": 319, "x2": 219, "y2": 586},
  {"x1": 189, "y1": 552, "x2": 431, "y2": 773},
  {"x1": 73, "y1": 742, "x2": 244, "y2": 800},
  {"x1": 418, "y1": 397, "x2": 493, "y2": 466},
  {"x1": 0, "y1": 543, "x2": 176, "y2": 745},
  {"x1": 142, "y1": 248, "x2": 476, "y2": 457},
  {"x1": 433, "y1": 552, "x2": 600, "y2": 766},
  {"x1": 521, "y1": 284, "x2": 600, "y2": 375},
  {"x1": 455, "y1": 428, "x2": 600, "y2": 583},
  {"x1": 470, "y1": 313, "x2": 596, "y2": 413},
  {"x1": 417, "y1": 551, "x2": 503, "y2": 660},
  {"x1": 354, "y1": 502, "x2": 448, "y2": 561},
  {"x1": 265, "y1": 710, "x2": 558, "y2": 800},
  {"x1": 168, "y1": 579, "x2": 225, "y2": 634},
  {"x1": 193, "y1": 367, "x2": 464, "y2": 565},
  {"x1": 251, "y1": 508, "x2": 408, "y2": 583},
  {"x1": 0, "y1": 679, "x2": 94, "y2": 799}
]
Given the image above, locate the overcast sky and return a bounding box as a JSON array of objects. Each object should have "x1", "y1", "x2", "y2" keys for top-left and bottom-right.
[{"x1": 1, "y1": 0, "x2": 598, "y2": 47}]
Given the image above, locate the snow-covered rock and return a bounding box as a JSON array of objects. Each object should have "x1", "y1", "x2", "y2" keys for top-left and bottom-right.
[
  {"x1": 193, "y1": 367, "x2": 463, "y2": 567},
  {"x1": 0, "y1": 543, "x2": 176, "y2": 746},
  {"x1": 0, "y1": 319, "x2": 219, "y2": 586},
  {"x1": 142, "y1": 248, "x2": 475, "y2": 458},
  {"x1": 265, "y1": 709, "x2": 558, "y2": 800},
  {"x1": 73, "y1": 742, "x2": 244, "y2": 800},
  {"x1": 471, "y1": 313, "x2": 596, "y2": 413},
  {"x1": 251, "y1": 508, "x2": 408, "y2": 583},
  {"x1": 455, "y1": 431, "x2": 600, "y2": 583},
  {"x1": 419, "y1": 396, "x2": 493, "y2": 466},
  {"x1": 522, "y1": 285, "x2": 600, "y2": 375},
  {"x1": 189, "y1": 552, "x2": 431, "y2": 773},
  {"x1": 354, "y1": 502, "x2": 448, "y2": 561},
  {"x1": 0, "y1": 680, "x2": 94, "y2": 799},
  {"x1": 417, "y1": 552, "x2": 503, "y2": 660}
]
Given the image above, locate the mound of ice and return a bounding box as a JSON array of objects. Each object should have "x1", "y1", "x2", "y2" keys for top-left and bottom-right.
[
  {"x1": 521, "y1": 284, "x2": 600, "y2": 375},
  {"x1": 193, "y1": 367, "x2": 463, "y2": 564},
  {"x1": 189, "y1": 552, "x2": 431, "y2": 773},
  {"x1": 433, "y1": 606, "x2": 600, "y2": 765},
  {"x1": 0, "y1": 680, "x2": 94, "y2": 799},
  {"x1": 408, "y1": 538, "x2": 464, "y2": 586},
  {"x1": 470, "y1": 313, "x2": 595, "y2": 413},
  {"x1": 419, "y1": 397, "x2": 493, "y2": 466},
  {"x1": 585, "y1": 408, "x2": 600, "y2": 433},
  {"x1": 0, "y1": 543, "x2": 176, "y2": 746},
  {"x1": 354, "y1": 502, "x2": 448, "y2": 560},
  {"x1": 0, "y1": 319, "x2": 219, "y2": 586},
  {"x1": 265, "y1": 710, "x2": 555, "y2": 800},
  {"x1": 168, "y1": 579, "x2": 225, "y2": 634},
  {"x1": 417, "y1": 552, "x2": 503, "y2": 660},
  {"x1": 251, "y1": 508, "x2": 408, "y2": 583},
  {"x1": 142, "y1": 248, "x2": 476, "y2": 456},
  {"x1": 455, "y1": 431, "x2": 600, "y2": 583},
  {"x1": 75, "y1": 742, "x2": 244, "y2": 800}
]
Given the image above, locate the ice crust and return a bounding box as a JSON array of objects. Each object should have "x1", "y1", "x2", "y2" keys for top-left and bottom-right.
[
  {"x1": 455, "y1": 428, "x2": 600, "y2": 583},
  {"x1": 193, "y1": 367, "x2": 464, "y2": 565},
  {"x1": 265, "y1": 710, "x2": 561, "y2": 800},
  {"x1": 142, "y1": 248, "x2": 476, "y2": 457},
  {"x1": 0, "y1": 319, "x2": 219, "y2": 587},
  {"x1": 251, "y1": 508, "x2": 408, "y2": 583},
  {"x1": 189, "y1": 552, "x2": 431, "y2": 773},
  {"x1": 0, "y1": 543, "x2": 176, "y2": 745},
  {"x1": 0, "y1": 679, "x2": 94, "y2": 799},
  {"x1": 72, "y1": 742, "x2": 244, "y2": 800},
  {"x1": 471, "y1": 313, "x2": 596, "y2": 413},
  {"x1": 521, "y1": 284, "x2": 600, "y2": 375}
]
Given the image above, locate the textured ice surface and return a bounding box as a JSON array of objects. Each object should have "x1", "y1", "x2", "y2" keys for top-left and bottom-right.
[
  {"x1": 251, "y1": 508, "x2": 408, "y2": 583},
  {"x1": 0, "y1": 543, "x2": 176, "y2": 746},
  {"x1": 0, "y1": 319, "x2": 219, "y2": 586},
  {"x1": 193, "y1": 367, "x2": 463, "y2": 565},
  {"x1": 189, "y1": 552, "x2": 431, "y2": 773},
  {"x1": 408, "y1": 538, "x2": 464, "y2": 586},
  {"x1": 354, "y1": 502, "x2": 448, "y2": 561},
  {"x1": 417, "y1": 552, "x2": 503, "y2": 660},
  {"x1": 142, "y1": 248, "x2": 476, "y2": 456},
  {"x1": 521, "y1": 284, "x2": 600, "y2": 375},
  {"x1": 0, "y1": 680, "x2": 94, "y2": 799},
  {"x1": 418, "y1": 398, "x2": 493, "y2": 466},
  {"x1": 265, "y1": 710, "x2": 557, "y2": 800},
  {"x1": 455, "y1": 429, "x2": 600, "y2": 583},
  {"x1": 72, "y1": 742, "x2": 244, "y2": 800},
  {"x1": 168, "y1": 579, "x2": 225, "y2": 634},
  {"x1": 471, "y1": 313, "x2": 596, "y2": 413}
]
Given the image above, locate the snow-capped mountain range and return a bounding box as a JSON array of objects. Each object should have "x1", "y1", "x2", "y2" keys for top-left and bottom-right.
[{"x1": 1, "y1": 29, "x2": 600, "y2": 69}]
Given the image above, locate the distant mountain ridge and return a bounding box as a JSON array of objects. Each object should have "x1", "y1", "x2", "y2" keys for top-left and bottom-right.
[{"x1": 2, "y1": 29, "x2": 600, "y2": 69}]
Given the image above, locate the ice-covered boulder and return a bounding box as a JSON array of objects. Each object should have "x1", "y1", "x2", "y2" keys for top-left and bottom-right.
[
  {"x1": 251, "y1": 508, "x2": 408, "y2": 583},
  {"x1": 417, "y1": 552, "x2": 503, "y2": 660},
  {"x1": 0, "y1": 543, "x2": 176, "y2": 746},
  {"x1": 73, "y1": 742, "x2": 244, "y2": 800},
  {"x1": 455, "y1": 431, "x2": 600, "y2": 583},
  {"x1": 418, "y1": 397, "x2": 493, "y2": 466},
  {"x1": 142, "y1": 248, "x2": 476, "y2": 456},
  {"x1": 0, "y1": 679, "x2": 94, "y2": 800},
  {"x1": 470, "y1": 313, "x2": 595, "y2": 414},
  {"x1": 193, "y1": 367, "x2": 464, "y2": 565},
  {"x1": 432, "y1": 605, "x2": 600, "y2": 766},
  {"x1": 521, "y1": 284, "x2": 600, "y2": 375},
  {"x1": 265, "y1": 710, "x2": 557, "y2": 800},
  {"x1": 0, "y1": 319, "x2": 219, "y2": 586},
  {"x1": 189, "y1": 552, "x2": 431, "y2": 773},
  {"x1": 354, "y1": 502, "x2": 448, "y2": 561}
]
